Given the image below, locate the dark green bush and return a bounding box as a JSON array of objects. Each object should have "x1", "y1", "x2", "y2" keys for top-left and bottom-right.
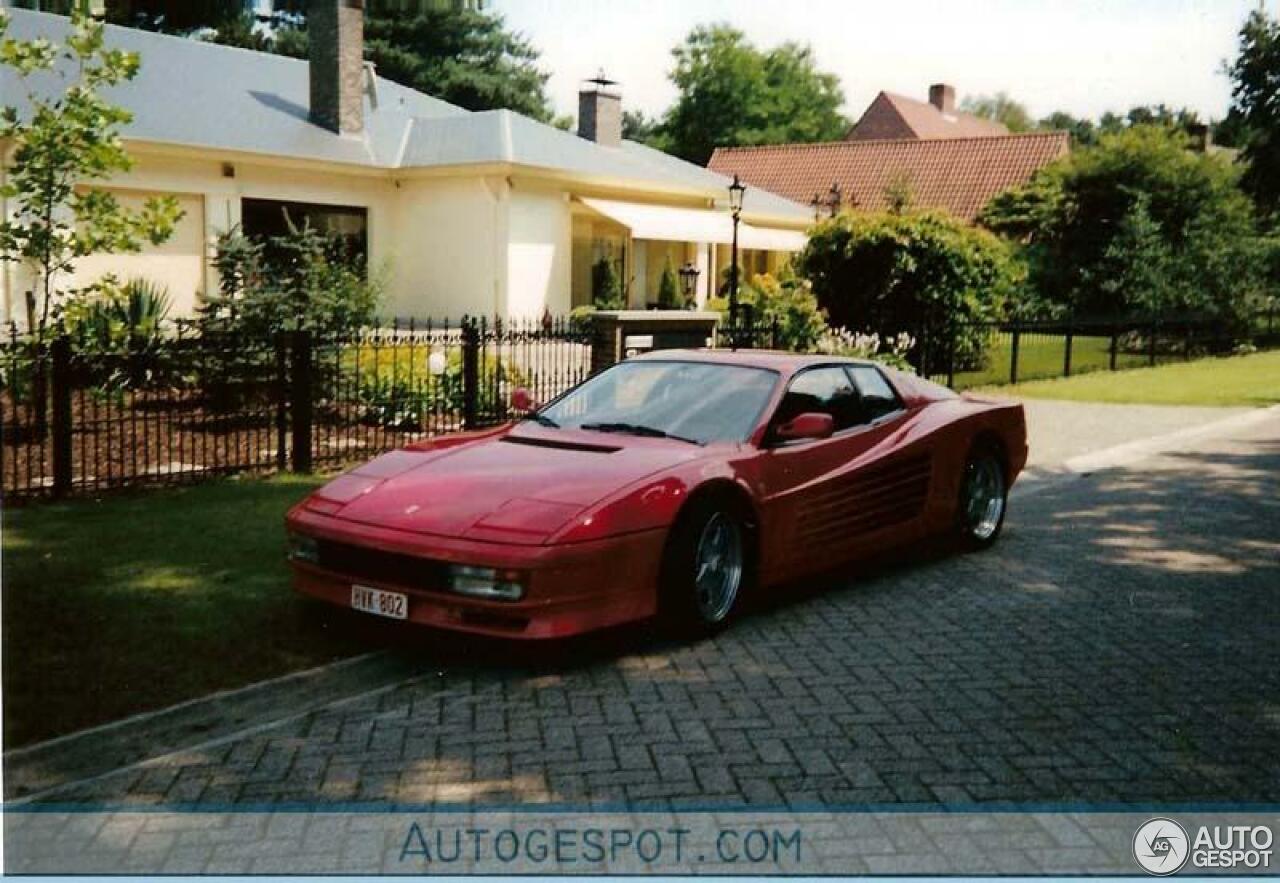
[{"x1": 797, "y1": 210, "x2": 1016, "y2": 369}]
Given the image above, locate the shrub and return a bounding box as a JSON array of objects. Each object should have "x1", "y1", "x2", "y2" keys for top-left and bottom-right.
[
  {"x1": 980, "y1": 125, "x2": 1268, "y2": 321},
  {"x1": 63, "y1": 277, "x2": 171, "y2": 353},
  {"x1": 657, "y1": 258, "x2": 681, "y2": 309},
  {"x1": 590, "y1": 256, "x2": 626, "y2": 310},
  {"x1": 812, "y1": 328, "x2": 916, "y2": 371},
  {"x1": 196, "y1": 221, "x2": 384, "y2": 339},
  {"x1": 796, "y1": 210, "x2": 1017, "y2": 370},
  {"x1": 348, "y1": 346, "x2": 526, "y2": 431},
  {"x1": 61, "y1": 278, "x2": 178, "y2": 392}
]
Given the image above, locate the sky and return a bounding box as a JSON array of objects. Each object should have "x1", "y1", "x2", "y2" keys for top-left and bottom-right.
[{"x1": 492, "y1": 0, "x2": 1270, "y2": 125}]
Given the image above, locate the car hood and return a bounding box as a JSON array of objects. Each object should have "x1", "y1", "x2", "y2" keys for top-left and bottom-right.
[{"x1": 308, "y1": 427, "x2": 706, "y2": 544}]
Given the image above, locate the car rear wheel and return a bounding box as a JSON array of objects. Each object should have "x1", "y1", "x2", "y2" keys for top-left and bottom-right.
[
  {"x1": 660, "y1": 497, "x2": 748, "y2": 636},
  {"x1": 957, "y1": 443, "x2": 1007, "y2": 550}
]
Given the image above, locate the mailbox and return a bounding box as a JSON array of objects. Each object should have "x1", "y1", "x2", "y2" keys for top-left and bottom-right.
[{"x1": 590, "y1": 311, "x2": 722, "y2": 372}]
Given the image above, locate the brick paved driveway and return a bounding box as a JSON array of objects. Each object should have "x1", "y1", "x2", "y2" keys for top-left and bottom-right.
[{"x1": 21, "y1": 409, "x2": 1280, "y2": 808}]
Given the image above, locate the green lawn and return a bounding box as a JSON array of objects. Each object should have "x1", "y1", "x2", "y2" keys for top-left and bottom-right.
[
  {"x1": 977, "y1": 349, "x2": 1280, "y2": 406},
  {"x1": 948, "y1": 334, "x2": 1150, "y2": 390},
  {"x1": 2, "y1": 474, "x2": 375, "y2": 747}
]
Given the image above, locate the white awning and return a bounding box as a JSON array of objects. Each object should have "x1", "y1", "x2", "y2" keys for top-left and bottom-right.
[
  {"x1": 739, "y1": 225, "x2": 808, "y2": 252},
  {"x1": 579, "y1": 197, "x2": 734, "y2": 244},
  {"x1": 578, "y1": 197, "x2": 807, "y2": 252}
]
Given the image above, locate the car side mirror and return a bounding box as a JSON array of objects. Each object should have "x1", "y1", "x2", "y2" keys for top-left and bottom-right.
[
  {"x1": 511, "y1": 387, "x2": 538, "y2": 412},
  {"x1": 774, "y1": 412, "x2": 834, "y2": 442}
]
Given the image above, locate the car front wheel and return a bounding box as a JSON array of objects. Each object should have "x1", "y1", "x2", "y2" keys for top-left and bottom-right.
[{"x1": 661, "y1": 498, "x2": 748, "y2": 636}]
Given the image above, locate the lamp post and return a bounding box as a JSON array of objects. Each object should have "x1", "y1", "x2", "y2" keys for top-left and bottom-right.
[
  {"x1": 728, "y1": 174, "x2": 746, "y2": 328},
  {"x1": 825, "y1": 182, "x2": 843, "y2": 218},
  {"x1": 677, "y1": 261, "x2": 700, "y2": 308}
]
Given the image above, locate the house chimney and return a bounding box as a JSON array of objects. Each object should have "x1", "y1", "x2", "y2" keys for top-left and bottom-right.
[
  {"x1": 1188, "y1": 122, "x2": 1211, "y2": 153},
  {"x1": 578, "y1": 71, "x2": 622, "y2": 147},
  {"x1": 309, "y1": 0, "x2": 364, "y2": 134},
  {"x1": 928, "y1": 83, "x2": 955, "y2": 115}
]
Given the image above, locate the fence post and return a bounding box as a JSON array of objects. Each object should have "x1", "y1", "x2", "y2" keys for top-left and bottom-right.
[
  {"x1": 274, "y1": 333, "x2": 289, "y2": 470},
  {"x1": 771, "y1": 315, "x2": 781, "y2": 350},
  {"x1": 1062, "y1": 318, "x2": 1074, "y2": 377},
  {"x1": 461, "y1": 316, "x2": 480, "y2": 429},
  {"x1": 1109, "y1": 329, "x2": 1118, "y2": 371},
  {"x1": 289, "y1": 329, "x2": 313, "y2": 473},
  {"x1": 1009, "y1": 326, "x2": 1021, "y2": 385},
  {"x1": 50, "y1": 335, "x2": 73, "y2": 497},
  {"x1": 1148, "y1": 316, "x2": 1158, "y2": 367}
]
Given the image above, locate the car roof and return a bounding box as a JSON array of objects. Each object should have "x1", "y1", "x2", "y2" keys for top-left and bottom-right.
[{"x1": 629, "y1": 348, "x2": 879, "y2": 373}]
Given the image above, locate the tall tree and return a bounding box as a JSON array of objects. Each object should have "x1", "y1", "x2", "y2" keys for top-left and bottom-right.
[
  {"x1": 1226, "y1": 7, "x2": 1280, "y2": 219},
  {"x1": 960, "y1": 92, "x2": 1034, "y2": 132},
  {"x1": 659, "y1": 24, "x2": 847, "y2": 165},
  {"x1": 980, "y1": 125, "x2": 1263, "y2": 318},
  {"x1": 0, "y1": 8, "x2": 182, "y2": 339},
  {"x1": 1038, "y1": 110, "x2": 1098, "y2": 146}
]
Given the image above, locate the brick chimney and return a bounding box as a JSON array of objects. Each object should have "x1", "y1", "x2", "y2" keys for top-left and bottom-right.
[
  {"x1": 1188, "y1": 122, "x2": 1212, "y2": 153},
  {"x1": 309, "y1": 0, "x2": 365, "y2": 134},
  {"x1": 578, "y1": 71, "x2": 622, "y2": 147},
  {"x1": 928, "y1": 83, "x2": 956, "y2": 115}
]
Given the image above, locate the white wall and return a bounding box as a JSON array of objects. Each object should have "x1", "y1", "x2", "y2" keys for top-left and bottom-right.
[
  {"x1": 1, "y1": 150, "x2": 400, "y2": 328},
  {"x1": 505, "y1": 182, "x2": 571, "y2": 318},
  {"x1": 388, "y1": 175, "x2": 506, "y2": 321}
]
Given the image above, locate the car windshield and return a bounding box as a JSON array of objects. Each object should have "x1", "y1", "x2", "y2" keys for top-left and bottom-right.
[{"x1": 537, "y1": 360, "x2": 779, "y2": 445}]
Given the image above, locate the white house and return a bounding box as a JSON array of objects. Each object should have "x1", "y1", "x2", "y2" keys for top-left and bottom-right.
[{"x1": 0, "y1": 4, "x2": 810, "y2": 326}]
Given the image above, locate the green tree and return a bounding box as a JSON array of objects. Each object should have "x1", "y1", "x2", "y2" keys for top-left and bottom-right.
[
  {"x1": 656, "y1": 257, "x2": 680, "y2": 309},
  {"x1": 658, "y1": 24, "x2": 847, "y2": 164},
  {"x1": 796, "y1": 210, "x2": 1018, "y2": 368},
  {"x1": 0, "y1": 9, "x2": 183, "y2": 340},
  {"x1": 1226, "y1": 7, "x2": 1280, "y2": 219},
  {"x1": 1038, "y1": 110, "x2": 1098, "y2": 146},
  {"x1": 980, "y1": 125, "x2": 1264, "y2": 318},
  {"x1": 960, "y1": 92, "x2": 1034, "y2": 132},
  {"x1": 621, "y1": 109, "x2": 661, "y2": 145},
  {"x1": 590, "y1": 256, "x2": 625, "y2": 310}
]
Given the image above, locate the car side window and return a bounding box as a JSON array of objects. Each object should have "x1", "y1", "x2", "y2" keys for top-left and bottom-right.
[
  {"x1": 772, "y1": 367, "x2": 862, "y2": 434},
  {"x1": 848, "y1": 365, "x2": 903, "y2": 422}
]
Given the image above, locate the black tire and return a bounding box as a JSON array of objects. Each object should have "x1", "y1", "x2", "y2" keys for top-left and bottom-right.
[
  {"x1": 659, "y1": 494, "x2": 751, "y2": 638},
  {"x1": 955, "y1": 441, "x2": 1008, "y2": 550}
]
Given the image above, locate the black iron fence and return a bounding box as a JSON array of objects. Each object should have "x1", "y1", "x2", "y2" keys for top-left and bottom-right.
[
  {"x1": 3, "y1": 306, "x2": 1276, "y2": 501},
  {"x1": 0, "y1": 316, "x2": 591, "y2": 501},
  {"x1": 910, "y1": 308, "x2": 1279, "y2": 390}
]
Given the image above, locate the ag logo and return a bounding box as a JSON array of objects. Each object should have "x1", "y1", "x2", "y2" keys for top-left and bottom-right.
[{"x1": 1133, "y1": 818, "x2": 1190, "y2": 875}]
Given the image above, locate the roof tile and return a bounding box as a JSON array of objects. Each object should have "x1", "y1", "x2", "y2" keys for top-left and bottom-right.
[{"x1": 708, "y1": 133, "x2": 1070, "y2": 222}]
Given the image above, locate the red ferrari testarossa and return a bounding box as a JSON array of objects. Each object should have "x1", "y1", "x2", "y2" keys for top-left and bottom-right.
[{"x1": 286, "y1": 350, "x2": 1027, "y2": 639}]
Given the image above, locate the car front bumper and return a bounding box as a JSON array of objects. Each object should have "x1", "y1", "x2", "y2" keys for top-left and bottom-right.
[{"x1": 286, "y1": 507, "x2": 667, "y2": 639}]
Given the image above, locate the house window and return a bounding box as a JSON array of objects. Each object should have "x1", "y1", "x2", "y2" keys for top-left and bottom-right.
[{"x1": 240, "y1": 198, "x2": 368, "y2": 266}]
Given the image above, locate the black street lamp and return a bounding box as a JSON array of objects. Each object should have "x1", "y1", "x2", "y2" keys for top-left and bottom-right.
[
  {"x1": 727, "y1": 174, "x2": 746, "y2": 327},
  {"x1": 825, "y1": 182, "x2": 843, "y2": 218},
  {"x1": 677, "y1": 261, "x2": 700, "y2": 307}
]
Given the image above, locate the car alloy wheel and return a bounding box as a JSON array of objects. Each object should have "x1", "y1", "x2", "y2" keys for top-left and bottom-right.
[
  {"x1": 693, "y1": 511, "x2": 744, "y2": 624},
  {"x1": 961, "y1": 453, "x2": 1006, "y2": 544}
]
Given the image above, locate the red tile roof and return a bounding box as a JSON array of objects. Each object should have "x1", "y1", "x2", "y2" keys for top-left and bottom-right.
[
  {"x1": 852, "y1": 91, "x2": 1010, "y2": 141},
  {"x1": 708, "y1": 132, "x2": 1070, "y2": 222}
]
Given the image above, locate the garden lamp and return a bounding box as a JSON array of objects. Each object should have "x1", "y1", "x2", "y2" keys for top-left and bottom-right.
[{"x1": 678, "y1": 261, "x2": 700, "y2": 303}]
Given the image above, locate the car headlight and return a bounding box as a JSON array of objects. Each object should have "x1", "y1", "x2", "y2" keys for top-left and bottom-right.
[
  {"x1": 287, "y1": 533, "x2": 319, "y2": 564},
  {"x1": 448, "y1": 565, "x2": 525, "y2": 601}
]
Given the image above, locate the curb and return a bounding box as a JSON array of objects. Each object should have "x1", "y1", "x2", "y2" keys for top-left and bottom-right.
[{"x1": 3, "y1": 651, "x2": 433, "y2": 803}]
